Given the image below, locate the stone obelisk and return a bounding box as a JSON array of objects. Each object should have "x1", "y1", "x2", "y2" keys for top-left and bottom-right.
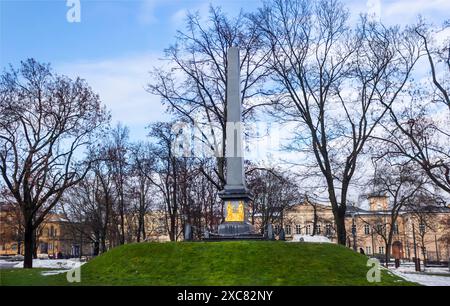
[{"x1": 217, "y1": 47, "x2": 256, "y2": 237}]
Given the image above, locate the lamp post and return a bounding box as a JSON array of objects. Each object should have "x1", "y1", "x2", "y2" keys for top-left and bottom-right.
[
  {"x1": 419, "y1": 222, "x2": 427, "y2": 267},
  {"x1": 412, "y1": 223, "x2": 420, "y2": 272}
]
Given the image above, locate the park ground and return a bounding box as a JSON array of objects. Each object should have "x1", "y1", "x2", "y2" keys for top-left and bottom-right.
[{"x1": 0, "y1": 241, "x2": 428, "y2": 286}]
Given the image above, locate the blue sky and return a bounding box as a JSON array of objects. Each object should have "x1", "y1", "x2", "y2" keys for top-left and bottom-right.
[
  {"x1": 1, "y1": 0, "x2": 449, "y2": 141},
  {"x1": 1, "y1": 0, "x2": 261, "y2": 67}
]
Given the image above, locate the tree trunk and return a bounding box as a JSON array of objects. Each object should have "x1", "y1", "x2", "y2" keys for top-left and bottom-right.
[
  {"x1": 100, "y1": 234, "x2": 107, "y2": 253},
  {"x1": 170, "y1": 214, "x2": 176, "y2": 241},
  {"x1": 171, "y1": 156, "x2": 178, "y2": 241},
  {"x1": 141, "y1": 212, "x2": 146, "y2": 241},
  {"x1": 23, "y1": 218, "x2": 34, "y2": 268},
  {"x1": 119, "y1": 196, "x2": 125, "y2": 245},
  {"x1": 385, "y1": 240, "x2": 392, "y2": 268},
  {"x1": 93, "y1": 241, "x2": 99, "y2": 256},
  {"x1": 137, "y1": 213, "x2": 144, "y2": 243},
  {"x1": 137, "y1": 228, "x2": 141, "y2": 243},
  {"x1": 312, "y1": 205, "x2": 318, "y2": 236},
  {"x1": 385, "y1": 219, "x2": 396, "y2": 267},
  {"x1": 335, "y1": 210, "x2": 347, "y2": 245}
]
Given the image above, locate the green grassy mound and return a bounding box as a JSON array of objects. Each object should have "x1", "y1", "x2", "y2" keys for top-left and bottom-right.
[{"x1": 1, "y1": 241, "x2": 416, "y2": 286}]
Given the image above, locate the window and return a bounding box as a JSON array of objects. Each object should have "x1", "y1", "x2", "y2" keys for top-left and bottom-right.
[
  {"x1": 40, "y1": 243, "x2": 48, "y2": 254},
  {"x1": 295, "y1": 224, "x2": 302, "y2": 235},
  {"x1": 379, "y1": 246, "x2": 384, "y2": 254},
  {"x1": 274, "y1": 224, "x2": 280, "y2": 234},
  {"x1": 393, "y1": 223, "x2": 399, "y2": 235},
  {"x1": 325, "y1": 224, "x2": 332, "y2": 236},
  {"x1": 54, "y1": 229, "x2": 57, "y2": 237},
  {"x1": 49, "y1": 243, "x2": 53, "y2": 250},
  {"x1": 285, "y1": 225, "x2": 291, "y2": 235},
  {"x1": 376, "y1": 224, "x2": 382, "y2": 232},
  {"x1": 50, "y1": 226, "x2": 54, "y2": 237},
  {"x1": 315, "y1": 224, "x2": 321, "y2": 235},
  {"x1": 365, "y1": 246, "x2": 372, "y2": 255},
  {"x1": 306, "y1": 224, "x2": 311, "y2": 235},
  {"x1": 364, "y1": 224, "x2": 370, "y2": 235},
  {"x1": 419, "y1": 223, "x2": 426, "y2": 234}
]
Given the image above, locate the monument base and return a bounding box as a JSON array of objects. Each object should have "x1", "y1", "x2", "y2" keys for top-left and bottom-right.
[
  {"x1": 205, "y1": 222, "x2": 265, "y2": 241},
  {"x1": 218, "y1": 221, "x2": 255, "y2": 236},
  {"x1": 203, "y1": 185, "x2": 264, "y2": 240},
  {"x1": 205, "y1": 235, "x2": 264, "y2": 241}
]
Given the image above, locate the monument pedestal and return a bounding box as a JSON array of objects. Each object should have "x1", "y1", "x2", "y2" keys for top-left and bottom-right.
[
  {"x1": 217, "y1": 222, "x2": 255, "y2": 236},
  {"x1": 206, "y1": 187, "x2": 264, "y2": 240}
]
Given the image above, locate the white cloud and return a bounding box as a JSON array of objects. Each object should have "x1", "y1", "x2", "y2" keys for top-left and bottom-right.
[
  {"x1": 346, "y1": 0, "x2": 449, "y2": 26},
  {"x1": 137, "y1": 0, "x2": 163, "y2": 25},
  {"x1": 137, "y1": 0, "x2": 192, "y2": 26},
  {"x1": 435, "y1": 26, "x2": 450, "y2": 44},
  {"x1": 56, "y1": 52, "x2": 170, "y2": 141},
  {"x1": 382, "y1": 0, "x2": 450, "y2": 24},
  {"x1": 171, "y1": 8, "x2": 188, "y2": 27}
]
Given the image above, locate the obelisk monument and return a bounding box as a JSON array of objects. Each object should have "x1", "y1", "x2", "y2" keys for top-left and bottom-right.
[{"x1": 216, "y1": 47, "x2": 257, "y2": 238}]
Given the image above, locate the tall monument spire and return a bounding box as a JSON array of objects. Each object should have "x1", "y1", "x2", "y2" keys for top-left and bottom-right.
[
  {"x1": 224, "y1": 46, "x2": 245, "y2": 190},
  {"x1": 212, "y1": 46, "x2": 260, "y2": 239}
]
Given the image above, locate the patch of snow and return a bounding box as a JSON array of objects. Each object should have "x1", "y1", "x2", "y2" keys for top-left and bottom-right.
[
  {"x1": 0, "y1": 259, "x2": 19, "y2": 269},
  {"x1": 0, "y1": 255, "x2": 24, "y2": 262},
  {"x1": 388, "y1": 263, "x2": 450, "y2": 276},
  {"x1": 289, "y1": 234, "x2": 332, "y2": 243},
  {"x1": 41, "y1": 270, "x2": 71, "y2": 276},
  {"x1": 388, "y1": 269, "x2": 450, "y2": 286},
  {"x1": 11, "y1": 259, "x2": 85, "y2": 270}
]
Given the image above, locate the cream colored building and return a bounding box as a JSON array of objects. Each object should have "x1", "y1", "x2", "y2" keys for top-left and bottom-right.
[
  {"x1": 277, "y1": 195, "x2": 450, "y2": 263},
  {"x1": 0, "y1": 204, "x2": 91, "y2": 257}
]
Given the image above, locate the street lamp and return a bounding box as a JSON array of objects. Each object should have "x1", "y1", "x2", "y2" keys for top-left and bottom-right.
[{"x1": 412, "y1": 222, "x2": 420, "y2": 272}]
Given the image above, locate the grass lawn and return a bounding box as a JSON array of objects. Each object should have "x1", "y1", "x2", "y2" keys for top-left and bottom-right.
[
  {"x1": 0, "y1": 241, "x2": 417, "y2": 286},
  {"x1": 0, "y1": 268, "x2": 65, "y2": 286}
]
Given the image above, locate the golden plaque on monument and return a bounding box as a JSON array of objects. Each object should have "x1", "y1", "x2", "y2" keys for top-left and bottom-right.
[{"x1": 225, "y1": 200, "x2": 245, "y2": 222}]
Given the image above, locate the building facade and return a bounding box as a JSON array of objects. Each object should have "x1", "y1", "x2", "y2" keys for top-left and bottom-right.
[
  {"x1": 278, "y1": 195, "x2": 450, "y2": 263},
  {"x1": 0, "y1": 204, "x2": 91, "y2": 258}
]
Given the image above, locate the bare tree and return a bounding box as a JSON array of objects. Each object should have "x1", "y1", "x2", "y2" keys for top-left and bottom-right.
[
  {"x1": 246, "y1": 166, "x2": 299, "y2": 233},
  {"x1": 408, "y1": 194, "x2": 447, "y2": 265},
  {"x1": 146, "y1": 122, "x2": 182, "y2": 241},
  {"x1": 148, "y1": 6, "x2": 271, "y2": 190},
  {"x1": 0, "y1": 59, "x2": 108, "y2": 268},
  {"x1": 376, "y1": 100, "x2": 450, "y2": 194},
  {"x1": 129, "y1": 142, "x2": 155, "y2": 242},
  {"x1": 61, "y1": 171, "x2": 107, "y2": 256},
  {"x1": 190, "y1": 158, "x2": 221, "y2": 231},
  {"x1": 364, "y1": 157, "x2": 432, "y2": 266},
  {"x1": 376, "y1": 21, "x2": 450, "y2": 194},
  {"x1": 303, "y1": 194, "x2": 321, "y2": 236},
  {"x1": 415, "y1": 21, "x2": 450, "y2": 112},
  {"x1": 108, "y1": 123, "x2": 129, "y2": 245},
  {"x1": 252, "y1": 0, "x2": 421, "y2": 244}
]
